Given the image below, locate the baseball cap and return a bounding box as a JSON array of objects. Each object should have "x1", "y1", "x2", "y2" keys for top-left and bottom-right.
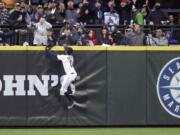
[
  {"x1": 73, "y1": 22, "x2": 80, "y2": 27},
  {"x1": 15, "y1": 3, "x2": 21, "y2": 7},
  {"x1": 67, "y1": 0, "x2": 74, "y2": 2},
  {"x1": 65, "y1": 47, "x2": 73, "y2": 55},
  {"x1": 155, "y1": 29, "x2": 163, "y2": 33},
  {"x1": 121, "y1": 0, "x2": 127, "y2": 3},
  {"x1": 37, "y1": 5, "x2": 43, "y2": 9},
  {"x1": 96, "y1": 0, "x2": 102, "y2": 3}
]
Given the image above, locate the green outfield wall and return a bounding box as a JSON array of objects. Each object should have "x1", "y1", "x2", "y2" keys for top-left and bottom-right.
[{"x1": 0, "y1": 46, "x2": 180, "y2": 126}]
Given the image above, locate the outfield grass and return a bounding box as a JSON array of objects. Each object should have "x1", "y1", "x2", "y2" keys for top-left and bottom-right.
[{"x1": 0, "y1": 128, "x2": 180, "y2": 135}]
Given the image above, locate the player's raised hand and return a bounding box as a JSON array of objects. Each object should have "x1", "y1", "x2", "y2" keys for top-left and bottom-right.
[
  {"x1": 63, "y1": 44, "x2": 69, "y2": 51},
  {"x1": 45, "y1": 45, "x2": 53, "y2": 51}
]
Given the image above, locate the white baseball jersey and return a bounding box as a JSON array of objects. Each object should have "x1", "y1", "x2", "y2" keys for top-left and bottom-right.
[{"x1": 57, "y1": 54, "x2": 77, "y2": 74}]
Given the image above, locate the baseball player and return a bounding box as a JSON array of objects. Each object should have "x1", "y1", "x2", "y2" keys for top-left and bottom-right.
[{"x1": 46, "y1": 46, "x2": 78, "y2": 109}]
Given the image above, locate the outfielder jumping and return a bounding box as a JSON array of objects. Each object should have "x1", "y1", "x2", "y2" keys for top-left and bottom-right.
[{"x1": 46, "y1": 46, "x2": 78, "y2": 109}]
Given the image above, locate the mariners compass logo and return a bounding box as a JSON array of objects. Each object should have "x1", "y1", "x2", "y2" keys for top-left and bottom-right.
[{"x1": 157, "y1": 57, "x2": 180, "y2": 118}]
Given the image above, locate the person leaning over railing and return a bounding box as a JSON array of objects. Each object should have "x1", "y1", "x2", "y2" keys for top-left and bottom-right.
[
  {"x1": 0, "y1": 29, "x2": 21, "y2": 46},
  {"x1": 165, "y1": 31, "x2": 178, "y2": 45},
  {"x1": 125, "y1": 23, "x2": 145, "y2": 46},
  {"x1": 85, "y1": 30, "x2": 99, "y2": 46},
  {"x1": 47, "y1": 28, "x2": 57, "y2": 46},
  {"x1": 58, "y1": 20, "x2": 74, "y2": 46},
  {"x1": 28, "y1": 17, "x2": 52, "y2": 46},
  {"x1": 70, "y1": 23, "x2": 87, "y2": 46},
  {"x1": 146, "y1": 29, "x2": 168, "y2": 46},
  {"x1": 99, "y1": 26, "x2": 116, "y2": 46}
]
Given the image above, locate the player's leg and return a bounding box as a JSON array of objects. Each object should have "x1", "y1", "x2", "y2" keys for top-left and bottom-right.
[
  {"x1": 66, "y1": 74, "x2": 78, "y2": 109},
  {"x1": 69, "y1": 74, "x2": 77, "y2": 95},
  {"x1": 70, "y1": 83, "x2": 75, "y2": 95},
  {"x1": 60, "y1": 75, "x2": 71, "y2": 95},
  {"x1": 60, "y1": 74, "x2": 77, "y2": 109},
  {"x1": 60, "y1": 75, "x2": 65, "y2": 84},
  {"x1": 61, "y1": 74, "x2": 76, "y2": 95},
  {"x1": 65, "y1": 74, "x2": 78, "y2": 109},
  {"x1": 60, "y1": 74, "x2": 75, "y2": 95}
]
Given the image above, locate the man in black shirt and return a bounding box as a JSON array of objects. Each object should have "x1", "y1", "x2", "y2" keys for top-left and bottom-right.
[
  {"x1": 147, "y1": 2, "x2": 169, "y2": 25},
  {"x1": 9, "y1": 3, "x2": 26, "y2": 27}
]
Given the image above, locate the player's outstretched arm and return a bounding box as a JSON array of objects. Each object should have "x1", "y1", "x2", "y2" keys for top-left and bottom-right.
[{"x1": 45, "y1": 46, "x2": 58, "y2": 61}]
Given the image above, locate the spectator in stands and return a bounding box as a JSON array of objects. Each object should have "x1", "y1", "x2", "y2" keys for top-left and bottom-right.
[
  {"x1": 25, "y1": 5, "x2": 35, "y2": 25},
  {"x1": 100, "y1": 27, "x2": 109, "y2": 45},
  {"x1": 165, "y1": 31, "x2": 177, "y2": 45},
  {"x1": 42, "y1": 0, "x2": 49, "y2": 4},
  {"x1": 31, "y1": 0, "x2": 40, "y2": 5},
  {"x1": 93, "y1": 0, "x2": 105, "y2": 24},
  {"x1": 147, "y1": 29, "x2": 168, "y2": 46},
  {"x1": 131, "y1": 6, "x2": 144, "y2": 26},
  {"x1": 70, "y1": 23, "x2": 84, "y2": 45},
  {"x1": 104, "y1": 0, "x2": 119, "y2": 33},
  {"x1": 47, "y1": 28, "x2": 56, "y2": 46},
  {"x1": 117, "y1": 0, "x2": 131, "y2": 25},
  {"x1": 147, "y1": 2, "x2": 169, "y2": 25},
  {"x1": 65, "y1": 0, "x2": 78, "y2": 25},
  {"x1": 73, "y1": 0, "x2": 81, "y2": 6},
  {"x1": 107, "y1": 33, "x2": 116, "y2": 45},
  {"x1": 131, "y1": 0, "x2": 145, "y2": 9},
  {"x1": 32, "y1": 17, "x2": 52, "y2": 46},
  {"x1": 141, "y1": 4, "x2": 149, "y2": 25},
  {"x1": 72, "y1": 23, "x2": 87, "y2": 45},
  {"x1": 20, "y1": 3, "x2": 28, "y2": 24},
  {"x1": 0, "y1": 2, "x2": 10, "y2": 25},
  {"x1": 55, "y1": 2, "x2": 65, "y2": 24},
  {"x1": 85, "y1": 30, "x2": 99, "y2": 45},
  {"x1": 58, "y1": 20, "x2": 74, "y2": 45},
  {"x1": 77, "y1": 0, "x2": 95, "y2": 24},
  {"x1": 20, "y1": 0, "x2": 28, "y2": 9},
  {"x1": 69, "y1": 24, "x2": 79, "y2": 45},
  {"x1": 125, "y1": 23, "x2": 145, "y2": 46},
  {"x1": 9, "y1": 3, "x2": 26, "y2": 27},
  {"x1": 0, "y1": 29, "x2": 20, "y2": 46},
  {"x1": 59, "y1": 20, "x2": 72, "y2": 37},
  {"x1": 34, "y1": 5, "x2": 46, "y2": 22},
  {"x1": 169, "y1": 15, "x2": 175, "y2": 26},
  {"x1": 43, "y1": 2, "x2": 48, "y2": 14},
  {"x1": 113, "y1": 29, "x2": 128, "y2": 45},
  {"x1": 178, "y1": 13, "x2": 180, "y2": 25},
  {"x1": 46, "y1": 1, "x2": 59, "y2": 24}
]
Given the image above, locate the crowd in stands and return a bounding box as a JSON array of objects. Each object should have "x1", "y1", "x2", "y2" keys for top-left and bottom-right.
[{"x1": 0, "y1": 0, "x2": 179, "y2": 46}]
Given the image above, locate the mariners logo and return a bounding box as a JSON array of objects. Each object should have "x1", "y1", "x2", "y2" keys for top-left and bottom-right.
[{"x1": 157, "y1": 57, "x2": 180, "y2": 118}]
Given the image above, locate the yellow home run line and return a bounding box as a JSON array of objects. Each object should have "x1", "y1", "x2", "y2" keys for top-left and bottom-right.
[{"x1": 0, "y1": 46, "x2": 180, "y2": 51}]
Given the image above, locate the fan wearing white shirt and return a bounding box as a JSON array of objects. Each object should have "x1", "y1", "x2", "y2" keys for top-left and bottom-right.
[{"x1": 33, "y1": 17, "x2": 52, "y2": 46}]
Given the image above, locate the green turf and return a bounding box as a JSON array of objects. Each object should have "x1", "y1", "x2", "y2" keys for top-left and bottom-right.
[{"x1": 0, "y1": 128, "x2": 180, "y2": 135}]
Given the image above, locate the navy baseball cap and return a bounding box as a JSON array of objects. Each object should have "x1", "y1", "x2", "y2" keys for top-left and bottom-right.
[{"x1": 65, "y1": 47, "x2": 73, "y2": 55}]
